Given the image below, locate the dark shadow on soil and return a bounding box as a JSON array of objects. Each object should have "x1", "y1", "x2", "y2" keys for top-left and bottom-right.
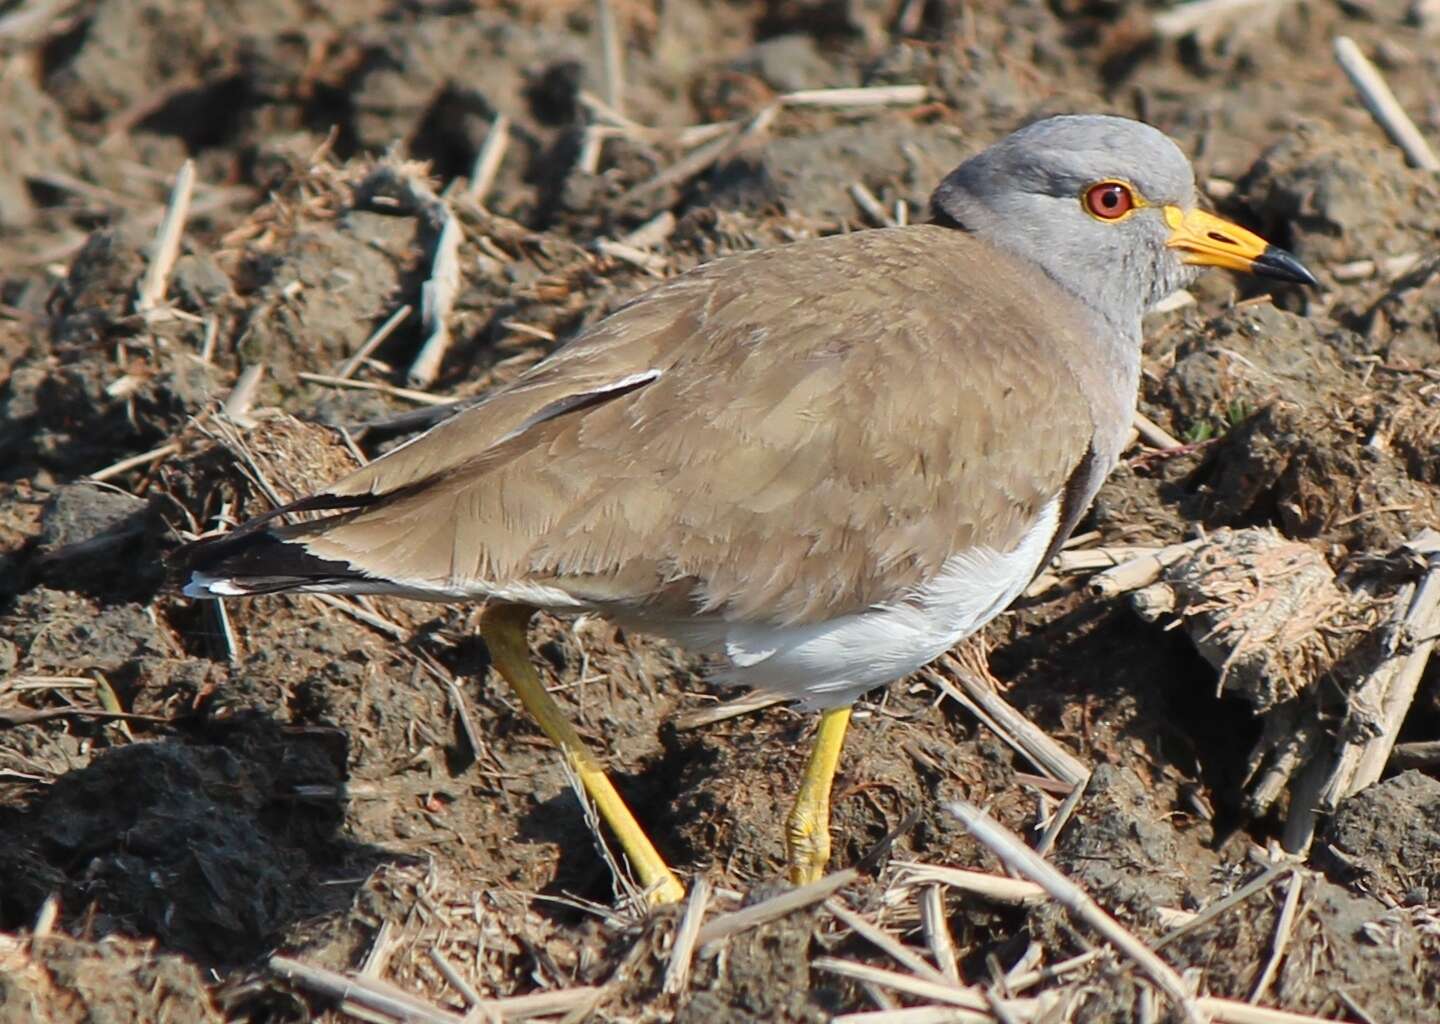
[
  {"x1": 0, "y1": 711, "x2": 398, "y2": 969},
  {"x1": 992, "y1": 598, "x2": 1263, "y2": 831},
  {"x1": 515, "y1": 743, "x2": 711, "y2": 913}
]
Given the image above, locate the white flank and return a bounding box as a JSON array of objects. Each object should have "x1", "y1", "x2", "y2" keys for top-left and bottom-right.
[{"x1": 712, "y1": 498, "x2": 1062, "y2": 708}]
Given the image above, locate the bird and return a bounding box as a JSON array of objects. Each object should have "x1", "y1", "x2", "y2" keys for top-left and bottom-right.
[{"x1": 178, "y1": 114, "x2": 1316, "y2": 905}]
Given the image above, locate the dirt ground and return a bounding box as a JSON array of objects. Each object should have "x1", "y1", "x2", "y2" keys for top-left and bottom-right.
[{"x1": 2, "y1": 1, "x2": 1439, "y2": 1022}]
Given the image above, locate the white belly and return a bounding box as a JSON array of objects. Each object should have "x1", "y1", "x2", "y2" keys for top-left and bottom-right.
[{"x1": 685, "y1": 498, "x2": 1061, "y2": 708}]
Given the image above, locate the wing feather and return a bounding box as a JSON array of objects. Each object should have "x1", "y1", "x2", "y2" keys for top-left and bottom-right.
[{"x1": 211, "y1": 226, "x2": 1106, "y2": 625}]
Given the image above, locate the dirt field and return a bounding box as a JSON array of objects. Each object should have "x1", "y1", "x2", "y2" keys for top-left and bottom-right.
[{"x1": 2, "y1": 1, "x2": 1439, "y2": 1022}]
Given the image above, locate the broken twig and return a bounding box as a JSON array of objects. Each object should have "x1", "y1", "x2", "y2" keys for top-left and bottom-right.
[
  {"x1": 135, "y1": 159, "x2": 196, "y2": 314},
  {"x1": 1334, "y1": 36, "x2": 1439, "y2": 171}
]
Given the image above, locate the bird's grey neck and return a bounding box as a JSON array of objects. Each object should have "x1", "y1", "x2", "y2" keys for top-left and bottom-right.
[{"x1": 1034, "y1": 292, "x2": 1143, "y2": 470}]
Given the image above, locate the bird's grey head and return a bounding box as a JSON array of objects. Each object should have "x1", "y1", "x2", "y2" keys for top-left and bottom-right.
[{"x1": 931, "y1": 115, "x2": 1314, "y2": 328}]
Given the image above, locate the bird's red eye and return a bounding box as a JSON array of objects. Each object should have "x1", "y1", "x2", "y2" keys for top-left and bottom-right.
[{"x1": 1084, "y1": 182, "x2": 1134, "y2": 220}]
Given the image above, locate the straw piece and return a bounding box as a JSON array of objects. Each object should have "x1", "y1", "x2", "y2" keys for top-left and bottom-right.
[
  {"x1": 812, "y1": 958, "x2": 1008, "y2": 1013},
  {"x1": 928, "y1": 654, "x2": 1090, "y2": 786},
  {"x1": 1333, "y1": 36, "x2": 1439, "y2": 171},
  {"x1": 1049, "y1": 545, "x2": 1167, "y2": 575},
  {"x1": 890, "y1": 862, "x2": 1045, "y2": 907},
  {"x1": 1198, "y1": 997, "x2": 1351, "y2": 1024},
  {"x1": 408, "y1": 211, "x2": 463, "y2": 387},
  {"x1": 270, "y1": 955, "x2": 462, "y2": 1023},
  {"x1": 469, "y1": 114, "x2": 510, "y2": 205},
  {"x1": 850, "y1": 182, "x2": 895, "y2": 227},
  {"x1": 1345, "y1": 532, "x2": 1440, "y2": 792},
  {"x1": 945, "y1": 800, "x2": 1208, "y2": 1024},
  {"x1": 778, "y1": 85, "x2": 928, "y2": 108},
  {"x1": 136, "y1": 159, "x2": 196, "y2": 313},
  {"x1": 622, "y1": 104, "x2": 779, "y2": 202},
  {"x1": 297, "y1": 372, "x2": 454, "y2": 406},
  {"x1": 919, "y1": 884, "x2": 960, "y2": 982},
  {"x1": 1088, "y1": 538, "x2": 1207, "y2": 599},
  {"x1": 88, "y1": 441, "x2": 181, "y2": 482},
  {"x1": 620, "y1": 211, "x2": 677, "y2": 250},
  {"x1": 1152, "y1": 289, "x2": 1197, "y2": 315},
  {"x1": 1155, "y1": 865, "x2": 1289, "y2": 950},
  {"x1": 1133, "y1": 409, "x2": 1182, "y2": 450},
  {"x1": 662, "y1": 876, "x2": 712, "y2": 995},
  {"x1": 223, "y1": 363, "x2": 266, "y2": 426},
  {"x1": 696, "y1": 869, "x2": 857, "y2": 950},
  {"x1": 1247, "y1": 873, "x2": 1303, "y2": 1003},
  {"x1": 826, "y1": 899, "x2": 955, "y2": 987},
  {"x1": 338, "y1": 304, "x2": 413, "y2": 379},
  {"x1": 673, "y1": 689, "x2": 788, "y2": 730},
  {"x1": 596, "y1": 0, "x2": 624, "y2": 117},
  {"x1": 1319, "y1": 529, "x2": 1440, "y2": 808},
  {"x1": 832, "y1": 1007, "x2": 994, "y2": 1024}
]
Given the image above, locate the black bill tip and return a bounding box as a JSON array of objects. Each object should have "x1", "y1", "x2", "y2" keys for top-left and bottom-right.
[{"x1": 1252, "y1": 245, "x2": 1319, "y2": 287}]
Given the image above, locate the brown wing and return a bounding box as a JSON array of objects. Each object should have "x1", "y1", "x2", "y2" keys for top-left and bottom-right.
[{"x1": 260, "y1": 226, "x2": 1100, "y2": 625}]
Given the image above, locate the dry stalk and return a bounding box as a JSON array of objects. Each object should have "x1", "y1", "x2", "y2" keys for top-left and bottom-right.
[
  {"x1": 1152, "y1": 289, "x2": 1197, "y2": 314},
  {"x1": 619, "y1": 210, "x2": 676, "y2": 249},
  {"x1": 1247, "y1": 873, "x2": 1303, "y2": 1003},
  {"x1": 339, "y1": 304, "x2": 413, "y2": 379},
  {"x1": 833, "y1": 1007, "x2": 996, "y2": 1023},
  {"x1": 622, "y1": 104, "x2": 780, "y2": 202},
  {"x1": 1132, "y1": 409, "x2": 1182, "y2": 449},
  {"x1": 298, "y1": 372, "x2": 454, "y2": 406},
  {"x1": 1344, "y1": 532, "x2": 1440, "y2": 791},
  {"x1": 673, "y1": 689, "x2": 788, "y2": 730},
  {"x1": 661, "y1": 875, "x2": 711, "y2": 995},
  {"x1": 928, "y1": 650, "x2": 1089, "y2": 787},
  {"x1": 135, "y1": 159, "x2": 196, "y2": 314},
  {"x1": 778, "y1": 85, "x2": 928, "y2": 108},
  {"x1": 557, "y1": 756, "x2": 647, "y2": 916},
  {"x1": 1087, "y1": 538, "x2": 1207, "y2": 599},
  {"x1": 223, "y1": 363, "x2": 266, "y2": 426},
  {"x1": 309, "y1": 593, "x2": 407, "y2": 640},
  {"x1": 271, "y1": 955, "x2": 463, "y2": 1023},
  {"x1": 889, "y1": 862, "x2": 1044, "y2": 907},
  {"x1": 466, "y1": 987, "x2": 604, "y2": 1021},
  {"x1": 814, "y1": 957, "x2": 1034, "y2": 1016},
  {"x1": 32, "y1": 893, "x2": 59, "y2": 937},
  {"x1": 1314, "y1": 530, "x2": 1440, "y2": 813},
  {"x1": 426, "y1": 948, "x2": 482, "y2": 1009},
  {"x1": 696, "y1": 868, "x2": 857, "y2": 951},
  {"x1": 595, "y1": 0, "x2": 624, "y2": 117},
  {"x1": 1026, "y1": 544, "x2": 1165, "y2": 596},
  {"x1": 1196, "y1": 998, "x2": 1353, "y2": 1024},
  {"x1": 919, "y1": 884, "x2": 960, "y2": 982},
  {"x1": 850, "y1": 182, "x2": 895, "y2": 226},
  {"x1": 1152, "y1": 0, "x2": 1294, "y2": 40},
  {"x1": 594, "y1": 238, "x2": 666, "y2": 275},
  {"x1": 827, "y1": 898, "x2": 954, "y2": 987},
  {"x1": 1333, "y1": 36, "x2": 1439, "y2": 171},
  {"x1": 468, "y1": 114, "x2": 510, "y2": 206},
  {"x1": 1004, "y1": 948, "x2": 1107, "y2": 993},
  {"x1": 945, "y1": 800, "x2": 1208, "y2": 1024},
  {"x1": 1155, "y1": 865, "x2": 1289, "y2": 950},
  {"x1": 88, "y1": 441, "x2": 182, "y2": 482},
  {"x1": 213, "y1": 583, "x2": 239, "y2": 663},
  {"x1": 361, "y1": 919, "x2": 399, "y2": 977},
  {"x1": 409, "y1": 210, "x2": 463, "y2": 388},
  {"x1": 1034, "y1": 779, "x2": 1086, "y2": 857}
]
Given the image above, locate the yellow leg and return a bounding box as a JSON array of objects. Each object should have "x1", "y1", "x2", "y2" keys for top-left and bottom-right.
[
  {"x1": 480, "y1": 603, "x2": 685, "y2": 905},
  {"x1": 785, "y1": 705, "x2": 853, "y2": 885}
]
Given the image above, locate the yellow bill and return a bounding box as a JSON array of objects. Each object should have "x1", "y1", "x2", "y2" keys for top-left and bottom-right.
[{"x1": 1162, "y1": 205, "x2": 1317, "y2": 285}]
